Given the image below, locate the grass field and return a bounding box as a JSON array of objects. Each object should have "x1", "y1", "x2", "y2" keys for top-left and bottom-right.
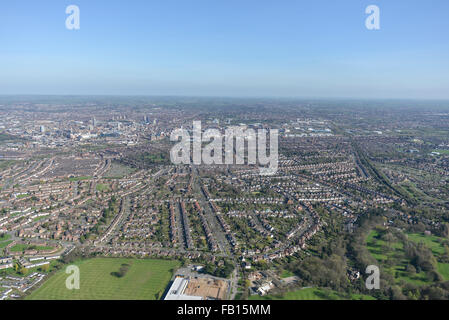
[
  {"x1": 398, "y1": 180, "x2": 431, "y2": 202},
  {"x1": 26, "y1": 258, "x2": 180, "y2": 300},
  {"x1": 0, "y1": 240, "x2": 12, "y2": 249},
  {"x1": 68, "y1": 176, "x2": 92, "y2": 182},
  {"x1": 9, "y1": 244, "x2": 55, "y2": 252},
  {"x1": 437, "y1": 263, "x2": 449, "y2": 280},
  {"x1": 0, "y1": 160, "x2": 17, "y2": 170},
  {"x1": 104, "y1": 162, "x2": 136, "y2": 179},
  {"x1": 96, "y1": 183, "x2": 110, "y2": 192},
  {"x1": 366, "y1": 229, "x2": 429, "y2": 285},
  {"x1": 249, "y1": 287, "x2": 375, "y2": 300},
  {"x1": 407, "y1": 232, "x2": 449, "y2": 280},
  {"x1": 0, "y1": 233, "x2": 11, "y2": 241},
  {"x1": 407, "y1": 233, "x2": 446, "y2": 256},
  {"x1": 366, "y1": 229, "x2": 449, "y2": 285},
  {"x1": 406, "y1": 233, "x2": 449, "y2": 281},
  {"x1": 366, "y1": 229, "x2": 401, "y2": 261},
  {"x1": 0, "y1": 233, "x2": 12, "y2": 256},
  {"x1": 280, "y1": 269, "x2": 295, "y2": 278},
  {"x1": 33, "y1": 216, "x2": 49, "y2": 222},
  {"x1": 0, "y1": 235, "x2": 12, "y2": 255}
]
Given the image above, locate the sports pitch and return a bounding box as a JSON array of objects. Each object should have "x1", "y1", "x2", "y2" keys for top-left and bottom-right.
[{"x1": 26, "y1": 257, "x2": 179, "y2": 300}]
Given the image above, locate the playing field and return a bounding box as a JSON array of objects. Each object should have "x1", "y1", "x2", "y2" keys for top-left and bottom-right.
[
  {"x1": 249, "y1": 287, "x2": 375, "y2": 300},
  {"x1": 26, "y1": 257, "x2": 179, "y2": 300}
]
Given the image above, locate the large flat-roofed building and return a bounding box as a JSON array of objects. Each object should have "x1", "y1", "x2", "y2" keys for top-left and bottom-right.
[
  {"x1": 164, "y1": 276, "x2": 203, "y2": 300},
  {"x1": 164, "y1": 275, "x2": 229, "y2": 300}
]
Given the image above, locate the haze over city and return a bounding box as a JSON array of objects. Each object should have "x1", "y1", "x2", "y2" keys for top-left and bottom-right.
[
  {"x1": 1, "y1": 0, "x2": 449, "y2": 309},
  {"x1": 1, "y1": 0, "x2": 448, "y2": 99}
]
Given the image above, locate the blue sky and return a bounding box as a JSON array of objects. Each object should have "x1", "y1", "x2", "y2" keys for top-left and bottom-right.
[{"x1": 0, "y1": 0, "x2": 448, "y2": 98}]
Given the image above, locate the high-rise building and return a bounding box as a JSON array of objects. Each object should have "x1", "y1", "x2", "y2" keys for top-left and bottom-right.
[{"x1": 143, "y1": 115, "x2": 150, "y2": 124}]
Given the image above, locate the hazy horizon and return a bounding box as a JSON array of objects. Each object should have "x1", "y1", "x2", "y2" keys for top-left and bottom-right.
[{"x1": 1, "y1": 0, "x2": 449, "y2": 99}]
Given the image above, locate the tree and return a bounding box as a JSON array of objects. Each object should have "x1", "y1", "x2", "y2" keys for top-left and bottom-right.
[
  {"x1": 20, "y1": 266, "x2": 28, "y2": 275},
  {"x1": 427, "y1": 270, "x2": 443, "y2": 283},
  {"x1": 406, "y1": 264, "x2": 416, "y2": 276},
  {"x1": 441, "y1": 223, "x2": 449, "y2": 238},
  {"x1": 390, "y1": 285, "x2": 406, "y2": 300},
  {"x1": 422, "y1": 286, "x2": 446, "y2": 300},
  {"x1": 41, "y1": 263, "x2": 50, "y2": 272}
]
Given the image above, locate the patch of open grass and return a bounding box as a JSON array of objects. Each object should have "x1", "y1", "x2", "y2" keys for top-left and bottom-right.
[
  {"x1": 96, "y1": 183, "x2": 110, "y2": 192},
  {"x1": 249, "y1": 287, "x2": 375, "y2": 300},
  {"x1": 407, "y1": 233, "x2": 446, "y2": 256},
  {"x1": 0, "y1": 240, "x2": 12, "y2": 249},
  {"x1": 26, "y1": 258, "x2": 180, "y2": 300},
  {"x1": 366, "y1": 229, "x2": 431, "y2": 286},
  {"x1": 104, "y1": 162, "x2": 136, "y2": 179},
  {"x1": 9, "y1": 244, "x2": 55, "y2": 252},
  {"x1": 68, "y1": 176, "x2": 92, "y2": 182},
  {"x1": 0, "y1": 233, "x2": 11, "y2": 241},
  {"x1": 280, "y1": 269, "x2": 295, "y2": 278},
  {"x1": 437, "y1": 263, "x2": 449, "y2": 281}
]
